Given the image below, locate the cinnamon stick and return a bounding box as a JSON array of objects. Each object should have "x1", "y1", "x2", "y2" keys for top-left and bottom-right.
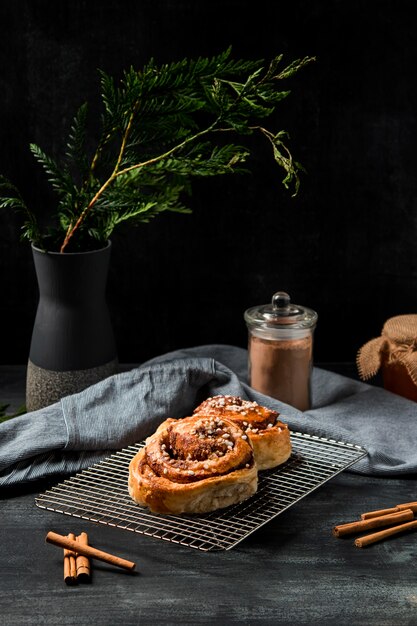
[
  {"x1": 76, "y1": 532, "x2": 91, "y2": 582},
  {"x1": 361, "y1": 501, "x2": 417, "y2": 519},
  {"x1": 396, "y1": 501, "x2": 417, "y2": 513},
  {"x1": 360, "y1": 506, "x2": 399, "y2": 520},
  {"x1": 46, "y1": 531, "x2": 136, "y2": 571},
  {"x1": 355, "y1": 520, "x2": 417, "y2": 548},
  {"x1": 333, "y1": 509, "x2": 414, "y2": 537},
  {"x1": 63, "y1": 533, "x2": 77, "y2": 585}
]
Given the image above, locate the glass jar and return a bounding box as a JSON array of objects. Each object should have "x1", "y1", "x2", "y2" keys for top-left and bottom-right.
[
  {"x1": 244, "y1": 291, "x2": 318, "y2": 411},
  {"x1": 357, "y1": 314, "x2": 417, "y2": 402}
]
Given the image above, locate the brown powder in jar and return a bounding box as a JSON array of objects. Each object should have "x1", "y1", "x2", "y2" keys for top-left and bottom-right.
[{"x1": 248, "y1": 334, "x2": 313, "y2": 411}]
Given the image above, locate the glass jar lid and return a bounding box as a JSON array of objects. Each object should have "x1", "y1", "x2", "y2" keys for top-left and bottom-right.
[{"x1": 244, "y1": 291, "x2": 318, "y2": 331}]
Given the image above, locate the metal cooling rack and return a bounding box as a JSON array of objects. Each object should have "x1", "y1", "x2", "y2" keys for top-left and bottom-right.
[{"x1": 35, "y1": 432, "x2": 366, "y2": 552}]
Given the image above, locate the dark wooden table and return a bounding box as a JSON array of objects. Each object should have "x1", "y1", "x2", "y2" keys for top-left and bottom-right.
[{"x1": 1, "y1": 365, "x2": 416, "y2": 626}]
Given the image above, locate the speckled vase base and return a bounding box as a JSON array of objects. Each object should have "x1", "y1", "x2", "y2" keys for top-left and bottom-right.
[{"x1": 26, "y1": 358, "x2": 119, "y2": 412}]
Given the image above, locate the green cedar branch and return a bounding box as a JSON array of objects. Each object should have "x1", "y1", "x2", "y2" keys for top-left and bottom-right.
[{"x1": 0, "y1": 49, "x2": 315, "y2": 252}]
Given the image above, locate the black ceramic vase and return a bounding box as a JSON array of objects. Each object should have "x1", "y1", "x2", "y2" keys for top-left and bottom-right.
[{"x1": 26, "y1": 241, "x2": 118, "y2": 411}]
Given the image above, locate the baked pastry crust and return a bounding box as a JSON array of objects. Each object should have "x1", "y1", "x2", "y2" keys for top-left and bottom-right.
[
  {"x1": 193, "y1": 395, "x2": 292, "y2": 470},
  {"x1": 128, "y1": 414, "x2": 257, "y2": 514}
]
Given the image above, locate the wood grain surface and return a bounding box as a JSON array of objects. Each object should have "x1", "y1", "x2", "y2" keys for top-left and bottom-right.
[
  {"x1": 1, "y1": 364, "x2": 415, "y2": 625},
  {"x1": 2, "y1": 473, "x2": 417, "y2": 625}
]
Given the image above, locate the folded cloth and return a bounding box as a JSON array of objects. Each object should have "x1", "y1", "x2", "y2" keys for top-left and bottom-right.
[{"x1": 1, "y1": 344, "x2": 417, "y2": 487}]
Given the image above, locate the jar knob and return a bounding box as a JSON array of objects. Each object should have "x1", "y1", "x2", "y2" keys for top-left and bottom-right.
[{"x1": 272, "y1": 291, "x2": 291, "y2": 313}]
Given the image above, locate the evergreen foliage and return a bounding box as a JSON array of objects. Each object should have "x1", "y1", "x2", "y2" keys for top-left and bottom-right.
[{"x1": 0, "y1": 48, "x2": 315, "y2": 252}]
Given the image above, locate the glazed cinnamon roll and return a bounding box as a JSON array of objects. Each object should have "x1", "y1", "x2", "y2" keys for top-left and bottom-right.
[
  {"x1": 128, "y1": 414, "x2": 257, "y2": 514},
  {"x1": 193, "y1": 395, "x2": 292, "y2": 470}
]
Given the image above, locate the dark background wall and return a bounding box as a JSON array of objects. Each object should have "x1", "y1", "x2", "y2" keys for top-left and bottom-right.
[{"x1": 1, "y1": 0, "x2": 416, "y2": 365}]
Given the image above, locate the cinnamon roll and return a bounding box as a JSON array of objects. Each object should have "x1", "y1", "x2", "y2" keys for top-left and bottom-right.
[
  {"x1": 128, "y1": 414, "x2": 257, "y2": 514},
  {"x1": 193, "y1": 395, "x2": 291, "y2": 470}
]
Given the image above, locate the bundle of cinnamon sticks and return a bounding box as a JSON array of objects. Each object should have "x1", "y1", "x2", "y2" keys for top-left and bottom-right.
[
  {"x1": 46, "y1": 531, "x2": 136, "y2": 585},
  {"x1": 62, "y1": 532, "x2": 91, "y2": 585},
  {"x1": 333, "y1": 501, "x2": 417, "y2": 548}
]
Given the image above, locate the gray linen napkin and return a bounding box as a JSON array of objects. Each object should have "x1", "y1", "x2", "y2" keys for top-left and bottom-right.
[{"x1": 1, "y1": 344, "x2": 416, "y2": 487}]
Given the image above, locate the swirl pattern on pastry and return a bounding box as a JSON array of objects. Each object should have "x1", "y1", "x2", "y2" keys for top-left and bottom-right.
[
  {"x1": 193, "y1": 395, "x2": 292, "y2": 470},
  {"x1": 128, "y1": 414, "x2": 257, "y2": 514}
]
